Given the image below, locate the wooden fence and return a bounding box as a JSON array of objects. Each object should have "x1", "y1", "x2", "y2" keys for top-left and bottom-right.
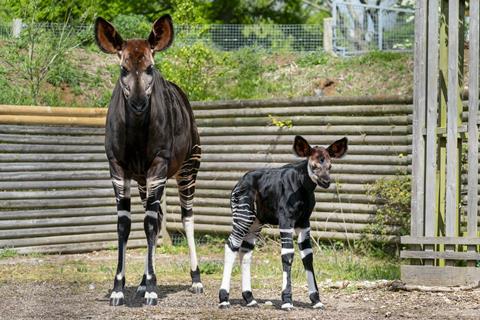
[
  {"x1": 0, "y1": 96, "x2": 413, "y2": 254},
  {"x1": 400, "y1": 0, "x2": 480, "y2": 286}
]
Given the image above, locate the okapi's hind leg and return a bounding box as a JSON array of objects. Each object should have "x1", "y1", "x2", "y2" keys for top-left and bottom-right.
[
  {"x1": 176, "y1": 145, "x2": 203, "y2": 293},
  {"x1": 219, "y1": 184, "x2": 257, "y2": 309}
]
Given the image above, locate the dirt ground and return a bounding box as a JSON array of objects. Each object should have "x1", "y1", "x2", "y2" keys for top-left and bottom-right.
[{"x1": 0, "y1": 253, "x2": 479, "y2": 320}]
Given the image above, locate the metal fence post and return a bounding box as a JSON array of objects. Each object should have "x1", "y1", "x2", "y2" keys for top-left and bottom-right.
[
  {"x1": 323, "y1": 18, "x2": 334, "y2": 54},
  {"x1": 378, "y1": 9, "x2": 383, "y2": 50},
  {"x1": 11, "y1": 19, "x2": 22, "y2": 38}
]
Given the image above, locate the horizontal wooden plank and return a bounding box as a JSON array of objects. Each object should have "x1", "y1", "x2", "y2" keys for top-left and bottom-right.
[
  {"x1": 197, "y1": 115, "x2": 412, "y2": 127},
  {"x1": 401, "y1": 265, "x2": 480, "y2": 286},
  {"x1": 197, "y1": 125, "x2": 411, "y2": 136},
  {"x1": 400, "y1": 250, "x2": 480, "y2": 260},
  {"x1": 0, "y1": 230, "x2": 146, "y2": 248},
  {"x1": 193, "y1": 105, "x2": 413, "y2": 118},
  {"x1": 0, "y1": 223, "x2": 145, "y2": 239},
  {"x1": 11, "y1": 238, "x2": 148, "y2": 254},
  {"x1": 401, "y1": 236, "x2": 480, "y2": 245}
]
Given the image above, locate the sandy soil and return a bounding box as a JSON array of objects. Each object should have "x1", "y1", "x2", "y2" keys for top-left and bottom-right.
[{"x1": 1, "y1": 275, "x2": 479, "y2": 320}]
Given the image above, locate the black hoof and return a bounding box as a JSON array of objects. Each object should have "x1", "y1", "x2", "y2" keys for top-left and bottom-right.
[
  {"x1": 190, "y1": 282, "x2": 204, "y2": 294},
  {"x1": 136, "y1": 285, "x2": 146, "y2": 297},
  {"x1": 145, "y1": 298, "x2": 157, "y2": 306},
  {"x1": 218, "y1": 301, "x2": 230, "y2": 309}
]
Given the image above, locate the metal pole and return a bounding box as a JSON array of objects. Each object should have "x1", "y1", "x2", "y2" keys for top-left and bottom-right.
[{"x1": 378, "y1": 9, "x2": 383, "y2": 50}]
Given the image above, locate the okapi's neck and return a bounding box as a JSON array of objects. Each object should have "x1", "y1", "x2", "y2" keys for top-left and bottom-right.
[
  {"x1": 300, "y1": 160, "x2": 317, "y2": 192},
  {"x1": 124, "y1": 100, "x2": 151, "y2": 149}
]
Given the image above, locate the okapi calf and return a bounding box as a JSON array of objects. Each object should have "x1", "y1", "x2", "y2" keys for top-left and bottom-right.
[
  {"x1": 218, "y1": 136, "x2": 348, "y2": 310},
  {"x1": 94, "y1": 15, "x2": 203, "y2": 306}
]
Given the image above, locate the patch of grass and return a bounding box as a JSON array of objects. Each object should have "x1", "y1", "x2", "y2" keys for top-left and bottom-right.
[
  {"x1": 0, "y1": 239, "x2": 399, "y2": 289},
  {"x1": 0, "y1": 248, "x2": 17, "y2": 259}
]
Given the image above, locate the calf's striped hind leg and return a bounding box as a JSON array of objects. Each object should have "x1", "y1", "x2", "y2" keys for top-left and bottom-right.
[
  {"x1": 239, "y1": 219, "x2": 262, "y2": 307},
  {"x1": 219, "y1": 185, "x2": 256, "y2": 309},
  {"x1": 176, "y1": 145, "x2": 203, "y2": 293}
]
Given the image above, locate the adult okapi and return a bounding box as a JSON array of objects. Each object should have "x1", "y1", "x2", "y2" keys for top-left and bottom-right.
[{"x1": 94, "y1": 15, "x2": 203, "y2": 306}]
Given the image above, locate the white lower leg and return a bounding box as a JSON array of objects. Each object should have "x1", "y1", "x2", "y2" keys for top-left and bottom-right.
[
  {"x1": 220, "y1": 244, "x2": 238, "y2": 292},
  {"x1": 239, "y1": 249, "x2": 253, "y2": 293},
  {"x1": 182, "y1": 216, "x2": 199, "y2": 272}
]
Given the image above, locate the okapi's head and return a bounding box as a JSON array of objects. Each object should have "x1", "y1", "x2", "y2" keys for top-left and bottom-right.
[
  {"x1": 94, "y1": 15, "x2": 173, "y2": 114},
  {"x1": 293, "y1": 136, "x2": 348, "y2": 188}
]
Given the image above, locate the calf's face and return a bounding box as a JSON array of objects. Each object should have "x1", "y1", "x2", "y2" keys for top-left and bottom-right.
[
  {"x1": 293, "y1": 135, "x2": 348, "y2": 188},
  {"x1": 94, "y1": 15, "x2": 174, "y2": 114}
]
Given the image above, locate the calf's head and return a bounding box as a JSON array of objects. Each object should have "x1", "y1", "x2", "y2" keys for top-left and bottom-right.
[
  {"x1": 293, "y1": 136, "x2": 348, "y2": 188},
  {"x1": 94, "y1": 15, "x2": 174, "y2": 114}
]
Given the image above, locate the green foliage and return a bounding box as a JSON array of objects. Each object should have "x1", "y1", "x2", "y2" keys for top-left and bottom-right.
[
  {"x1": 158, "y1": 42, "x2": 222, "y2": 101},
  {"x1": 269, "y1": 115, "x2": 293, "y2": 128},
  {"x1": 0, "y1": 248, "x2": 17, "y2": 259},
  {"x1": 198, "y1": 261, "x2": 223, "y2": 275},
  {"x1": 364, "y1": 175, "x2": 411, "y2": 251},
  {"x1": 112, "y1": 14, "x2": 151, "y2": 39},
  {"x1": 296, "y1": 51, "x2": 329, "y2": 67}
]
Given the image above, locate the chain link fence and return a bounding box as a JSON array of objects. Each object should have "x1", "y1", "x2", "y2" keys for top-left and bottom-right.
[
  {"x1": 0, "y1": 21, "x2": 324, "y2": 52},
  {"x1": 332, "y1": 1, "x2": 414, "y2": 55}
]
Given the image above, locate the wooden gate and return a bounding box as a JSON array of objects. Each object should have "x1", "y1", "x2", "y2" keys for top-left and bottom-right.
[{"x1": 401, "y1": 0, "x2": 480, "y2": 286}]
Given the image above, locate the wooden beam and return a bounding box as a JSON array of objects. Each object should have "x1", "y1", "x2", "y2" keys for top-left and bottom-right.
[
  {"x1": 467, "y1": 0, "x2": 479, "y2": 238},
  {"x1": 402, "y1": 236, "x2": 480, "y2": 245},
  {"x1": 402, "y1": 265, "x2": 480, "y2": 286},
  {"x1": 401, "y1": 250, "x2": 480, "y2": 260},
  {"x1": 411, "y1": 0, "x2": 428, "y2": 238},
  {"x1": 445, "y1": 0, "x2": 459, "y2": 238}
]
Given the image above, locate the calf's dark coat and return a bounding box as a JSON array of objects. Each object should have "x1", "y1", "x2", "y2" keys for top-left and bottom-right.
[
  {"x1": 95, "y1": 15, "x2": 203, "y2": 307},
  {"x1": 219, "y1": 136, "x2": 348, "y2": 310}
]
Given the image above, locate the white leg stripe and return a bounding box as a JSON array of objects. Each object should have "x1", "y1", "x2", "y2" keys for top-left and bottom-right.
[
  {"x1": 183, "y1": 216, "x2": 198, "y2": 271},
  {"x1": 146, "y1": 210, "x2": 158, "y2": 219},
  {"x1": 279, "y1": 228, "x2": 294, "y2": 233},
  {"x1": 300, "y1": 248, "x2": 313, "y2": 259},
  {"x1": 282, "y1": 271, "x2": 288, "y2": 290},
  {"x1": 220, "y1": 244, "x2": 238, "y2": 292},
  {"x1": 281, "y1": 248, "x2": 295, "y2": 255},
  {"x1": 117, "y1": 210, "x2": 131, "y2": 219},
  {"x1": 296, "y1": 227, "x2": 311, "y2": 242}
]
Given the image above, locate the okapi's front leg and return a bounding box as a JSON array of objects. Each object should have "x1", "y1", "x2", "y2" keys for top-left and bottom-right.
[
  {"x1": 141, "y1": 157, "x2": 168, "y2": 306},
  {"x1": 295, "y1": 227, "x2": 324, "y2": 309},
  {"x1": 279, "y1": 226, "x2": 295, "y2": 310},
  {"x1": 109, "y1": 161, "x2": 131, "y2": 306}
]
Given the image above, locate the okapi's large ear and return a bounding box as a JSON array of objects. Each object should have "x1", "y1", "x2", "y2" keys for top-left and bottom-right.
[
  {"x1": 94, "y1": 17, "x2": 124, "y2": 54},
  {"x1": 293, "y1": 136, "x2": 312, "y2": 157},
  {"x1": 148, "y1": 14, "x2": 174, "y2": 53},
  {"x1": 327, "y1": 137, "x2": 348, "y2": 158}
]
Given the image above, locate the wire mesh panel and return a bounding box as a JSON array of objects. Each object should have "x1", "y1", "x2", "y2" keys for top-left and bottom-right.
[
  {"x1": 333, "y1": 1, "x2": 414, "y2": 55},
  {"x1": 175, "y1": 24, "x2": 323, "y2": 51}
]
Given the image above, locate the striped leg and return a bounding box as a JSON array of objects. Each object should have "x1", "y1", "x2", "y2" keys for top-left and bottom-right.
[
  {"x1": 219, "y1": 184, "x2": 256, "y2": 309},
  {"x1": 280, "y1": 227, "x2": 295, "y2": 310},
  {"x1": 176, "y1": 145, "x2": 203, "y2": 293},
  {"x1": 239, "y1": 219, "x2": 262, "y2": 307},
  {"x1": 141, "y1": 159, "x2": 168, "y2": 306},
  {"x1": 136, "y1": 180, "x2": 147, "y2": 296},
  {"x1": 109, "y1": 164, "x2": 131, "y2": 307},
  {"x1": 296, "y1": 227, "x2": 324, "y2": 309}
]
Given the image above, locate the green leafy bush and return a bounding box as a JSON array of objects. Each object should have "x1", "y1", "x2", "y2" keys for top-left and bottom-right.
[
  {"x1": 364, "y1": 174, "x2": 411, "y2": 251},
  {"x1": 112, "y1": 14, "x2": 151, "y2": 39}
]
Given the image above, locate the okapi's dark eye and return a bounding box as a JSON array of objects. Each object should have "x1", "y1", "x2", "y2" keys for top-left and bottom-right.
[
  {"x1": 120, "y1": 65, "x2": 128, "y2": 76},
  {"x1": 319, "y1": 157, "x2": 325, "y2": 164},
  {"x1": 146, "y1": 65, "x2": 154, "y2": 75}
]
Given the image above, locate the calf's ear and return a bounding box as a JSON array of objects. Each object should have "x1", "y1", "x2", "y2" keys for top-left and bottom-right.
[
  {"x1": 94, "y1": 17, "x2": 124, "y2": 54},
  {"x1": 327, "y1": 137, "x2": 348, "y2": 158},
  {"x1": 148, "y1": 14, "x2": 174, "y2": 53},
  {"x1": 293, "y1": 135, "x2": 312, "y2": 157}
]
